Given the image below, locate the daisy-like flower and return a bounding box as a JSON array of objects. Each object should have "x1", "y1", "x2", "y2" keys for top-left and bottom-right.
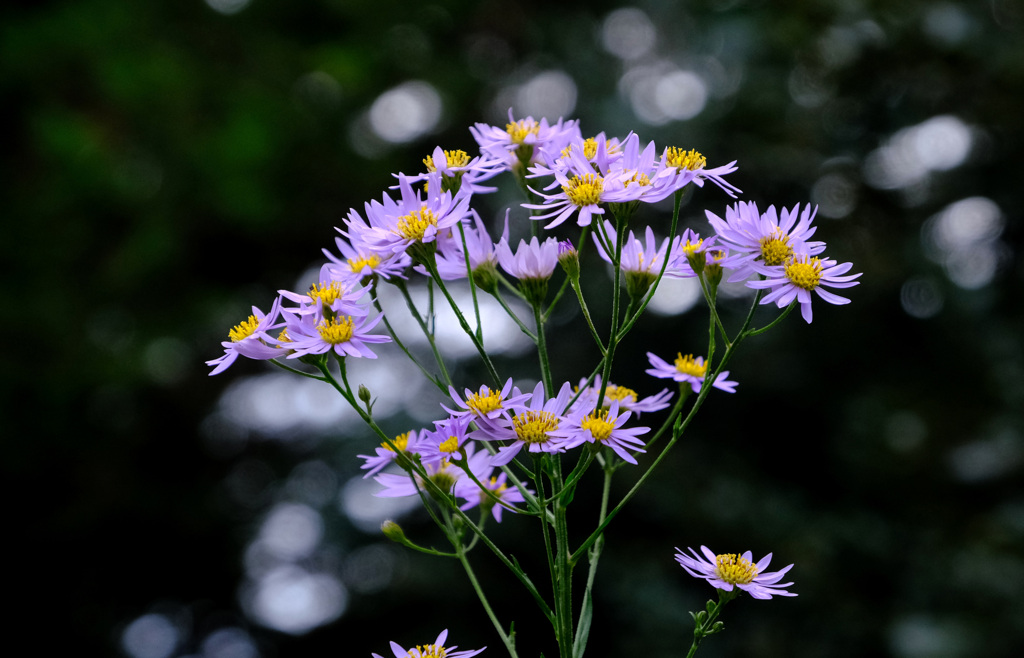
[
  {"x1": 553, "y1": 399, "x2": 649, "y2": 465},
  {"x1": 704, "y1": 202, "x2": 825, "y2": 281},
  {"x1": 374, "y1": 444, "x2": 491, "y2": 500},
  {"x1": 417, "y1": 414, "x2": 475, "y2": 465},
  {"x1": 645, "y1": 352, "x2": 738, "y2": 394},
  {"x1": 444, "y1": 378, "x2": 530, "y2": 426},
  {"x1": 591, "y1": 220, "x2": 691, "y2": 299},
  {"x1": 495, "y1": 233, "x2": 561, "y2": 305},
  {"x1": 433, "y1": 211, "x2": 505, "y2": 286},
  {"x1": 357, "y1": 429, "x2": 425, "y2": 479},
  {"x1": 658, "y1": 146, "x2": 741, "y2": 198},
  {"x1": 474, "y1": 381, "x2": 573, "y2": 465},
  {"x1": 278, "y1": 264, "x2": 373, "y2": 319},
  {"x1": 470, "y1": 108, "x2": 579, "y2": 171},
  {"x1": 571, "y1": 375, "x2": 673, "y2": 418},
  {"x1": 279, "y1": 308, "x2": 391, "y2": 360},
  {"x1": 362, "y1": 172, "x2": 472, "y2": 262},
  {"x1": 674, "y1": 546, "x2": 796, "y2": 600},
  {"x1": 746, "y1": 251, "x2": 861, "y2": 323},
  {"x1": 372, "y1": 629, "x2": 485, "y2": 658},
  {"x1": 668, "y1": 228, "x2": 717, "y2": 278},
  {"x1": 406, "y1": 146, "x2": 505, "y2": 195},
  {"x1": 206, "y1": 297, "x2": 284, "y2": 375},
  {"x1": 324, "y1": 209, "x2": 411, "y2": 285}
]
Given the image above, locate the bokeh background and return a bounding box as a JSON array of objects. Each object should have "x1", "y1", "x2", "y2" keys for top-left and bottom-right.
[{"x1": 7, "y1": 0, "x2": 1024, "y2": 656}]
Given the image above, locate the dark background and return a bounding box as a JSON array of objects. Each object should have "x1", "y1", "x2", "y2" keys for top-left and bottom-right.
[{"x1": 6, "y1": 0, "x2": 1024, "y2": 656}]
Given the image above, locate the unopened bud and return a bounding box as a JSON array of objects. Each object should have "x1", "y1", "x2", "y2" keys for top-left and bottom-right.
[
  {"x1": 381, "y1": 520, "x2": 406, "y2": 543},
  {"x1": 557, "y1": 240, "x2": 580, "y2": 282},
  {"x1": 358, "y1": 385, "x2": 372, "y2": 404}
]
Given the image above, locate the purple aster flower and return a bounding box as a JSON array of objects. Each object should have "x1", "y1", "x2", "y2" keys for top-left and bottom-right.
[
  {"x1": 658, "y1": 146, "x2": 741, "y2": 198},
  {"x1": 357, "y1": 429, "x2": 425, "y2": 479},
  {"x1": 278, "y1": 264, "x2": 374, "y2": 319},
  {"x1": 279, "y1": 308, "x2": 391, "y2": 360},
  {"x1": 371, "y1": 629, "x2": 485, "y2": 658},
  {"x1": 571, "y1": 375, "x2": 673, "y2": 418},
  {"x1": 417, "y1": 414, "x2": 475, "y2": 465},
  {"x1": 553, "y1": 399, "x2": 649, "y2": 465},
  {"x1": 645, "y1": 352, "x2": 737, "y2": 394},
  {"x1": 374, "y1": 444, "x2": 490, "y2": 500},
  {"x1": 405, "y1": 146, "x2": 505, "y2": 195},
  {"x1": 206, "y1": 297, "x2": 284, "y2": 375},
  {"x1": 495, "y1": 234, "x2": 560, "y2": 281},
  {"x1": 675, "y1": 546, "x2": 796, "y2": 600},
  {"x1": 443, "y1": 378, "x2": 530, "y2": 425},
  {"x1": 470, "y1": 108, "x2": 579, "y2": 171},
  {"x1": 474, "y1": 381, "x2": 573, "y2": 465},
  {"x1": 705, "y1": 201, "x2": 825, "y2": 281},
  {"x1": 746, "y1": 252, "x2": 862, "y2": 323},
  {"x1": 433, "y1": 211, "x2": 505, "y2": 283},
  {"x1": 324, "y1": 210, "x2": 411, "y2": 285},
  {"x1": 362, "y1": 172, "x2": 472, "y2": 261}
]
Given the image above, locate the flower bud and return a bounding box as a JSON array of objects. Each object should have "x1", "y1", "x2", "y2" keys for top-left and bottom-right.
[
  {"x1": 557, "y1": 240, "x2": 580, "y2": 282},
  {"x1": 358, "y1": 385, "x2": 372, "y2": 404},
  {"x1": 381, "y1": 520, "x2": 407, "y2": 543}
]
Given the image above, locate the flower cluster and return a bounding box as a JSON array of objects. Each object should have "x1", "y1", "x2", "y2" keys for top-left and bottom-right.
[{"x1": 207, "y1": 109, "x2": 847, "y2": 655}]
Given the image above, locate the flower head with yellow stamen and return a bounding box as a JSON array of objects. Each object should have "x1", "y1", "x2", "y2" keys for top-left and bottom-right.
[
  {"x1": 675, "y1": 546, "x2": 796, "y2": 600},
  {"x1": 552, "y1": 399, "x2": 650, "y2": 465},
  {"x1": 371, "y1": 629, "x2": 485, "y2": 658},
  {"x1": 747, "y1": 250, "x2": 861, "y2": 323},
  {"x1": 206, "y1": 297, "x2": 284, "y2": 376},
  {"x1": 645, "y1": 352, "x2": 738, "y2": 394}
]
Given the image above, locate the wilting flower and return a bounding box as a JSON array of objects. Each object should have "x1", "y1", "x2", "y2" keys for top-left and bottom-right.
[
  {"x1": 372, "y1": 629, "x2": 485, "y2": 658},
  {"x1": 645, "y1": 352, "x2": 737, "y2": 394},
  {"x1": 674, "y1": 546, "x2": 796, "y2": 600},
  {"x1": 206, "y1": 298, "x2": 284, "y2": 375},
  {"x1": 746, "y1": 252, "x2": 862, "y2": 323}
]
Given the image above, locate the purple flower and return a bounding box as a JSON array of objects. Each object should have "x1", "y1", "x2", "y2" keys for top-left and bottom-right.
[
  {"x1": 206, "y1": 298, "x2": 284, "y2": 375},
  {"x1": 645, "y1": 352, "x2": 737, "y2": 394},
  {"x1": 658, "y1": 147, "x2": 741, "y2": 198},
  {"x1": 675, "y1": 546, "x2": 796, "y2": 600},
  {"x1": 455, "y1": 470, "x2": 529, "y2": 523},
  {"x1": 553, "y1": 399, "x2": 649, "y2": 465},
  {"x1": 406, "y1": 146, "x2": 505, "y2": 194},
  {"x1": 746, "y1": 252, "x2": 861, "y2": 323},
  {"x1": 444, "y1": 378, "x2": 530, "y2": 425},
  {"x1": 357, "y1": 430, "x2": 425, "y2": 479},
  {"x1": 571, "y1": 375, "x2": 672, "y2": 418},
  {"x1": 362, "y1": 173, "x2": 471, "y2": 260},
  {"x1": 371, "y1": 629, "x2": 485, "y2": 658},
  {"x1": 473, "y1": 381, "x2": 573, "y2": 465},
  {"x1": 495, "y1": 234, "x2": 560, "y2": 281},
  {"x1": 279, "y1": 308, "x2": 391, "y2": 360},
  {"x1": 705, "y1": 202, "x2": 824, "y2": 281},
  {"x1": 470, "y1": 108, "x2": 579, "y2": 170}
]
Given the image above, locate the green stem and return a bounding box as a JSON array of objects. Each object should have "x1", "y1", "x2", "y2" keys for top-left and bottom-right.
[
  {"x1": 394, "y1": 279, "x2": 453, "y2": 388},
  {"x1": 457, "y1": 544, "x2": 520, "y2": 658},
  {"x1": 533, "y1": 302, "x2": 554, "y2": 394}
]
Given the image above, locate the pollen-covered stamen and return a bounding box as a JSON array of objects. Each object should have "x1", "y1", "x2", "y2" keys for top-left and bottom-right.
[
  {"x1": 604, "y1": 385, "x2": 638, "y2": 404},
  {"x1": 506, "y1": 119, "x2": 539, "y2": 144},
  {"x1": 274, "y1": 328, "x2": 291, "y2": 348},
  {"x1": 395, "y1": 207, "x2": 438, "y2": 242},
  {"x1": 229, "y1": 315, "x2": 259, "y2": 342},
  {"x1": 409, "y1": 643, "x2": 448, "y2": 658},
  {"x1": 581, "y1": 409, "x2": 616, "y2": 442},
  {"x1": 512, "y1": 410, "x2": 559, "y2": 444},
  {"x1": 674, "y1": 353, "x2": 708, "y2": 378},
  {"x1": 317, "y1": 316, "x2": 355, "y2": 344},
  {"x1": 562, "y1": 174, "x2": 604, "y2": 207},
  {"x1": 583, "y1": 137, "x2": 598, "y2": 160},
  {"x1": 424, "y1": 149, "x2": 470, "y2": 171},
  {"x1": 348, "y1": 253, "x2": 382, "y2": 273},
  {"x1": 439, "y1": 436, "x2": 460, "y2": 455},
  {"x1": 382, "y1": 431, "x2": 410, "y2": 453},
  {"x1": 626, "y1": 171, "x2": 651, "y2": 186},
  {"x1": 785, "y1": 255, "x2": 824, "y2": 291},
  {"x1": 466, "y1": 388, "x2": 503, "y2": 416},
  {"x1": 665, "y1": 147, "x2": 707, "y2": 171},
  {"x1": 308, "y1": 280, "x2": 345, "y2": 307},
  {"x1": 759, "y1": 229, "x2": 794, "y2": 266},
  {"x1": 682, "y1": 238, "x2": 704, "y2": 256},
  {"x1": 715, "y1": 553, "x2": 759, "y2": 585}
]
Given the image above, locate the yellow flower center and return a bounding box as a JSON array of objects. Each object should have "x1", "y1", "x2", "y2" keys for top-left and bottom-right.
[
  {"x1": 487, "y1": 476, "x2": 508, "y2": 495},
  {"x1": 317, "y1": 316, "x2": 355, "y2": 344},
  {"x1": 506, "y1": 119, "x2": 539, "y2": 144},
  {"x1": 275, "y1": 328, "x2": 291, "y2": 348},
  {"x1": 682, "y1": 238, "x2": 704, "y2": 256},
  {"x1": 229, "y1": 315, "x2": 259, "y2": 342},
  {"x1": 512, "y1": 410, "x2": 559, "y2": 444},
  {"x1": 626, "y1": 171, "x2": 651, "y2": 186},
  {"x1": 759, "y1": 229, "x2": 794, "y2": 266},
  {"x1": 439, "y1": 436, "x2": 460, "y2": 454},
  {"x1": 348, "y1": 254, "x2": 382, "y2": 273},
  {"x1": 423, "y1": 149, "x2": 470, "y2": 171},
  {"x1": 466, "y1": 388, "x2": 503, "y2": 415},
  {"x1": 665, "y1": 147, "x2": 707, "y2": 171},
  {"x1": 604, "y1": 385, "x2": 638, "y2": 404},
  {"x1": 674, "y1": 353, "x2": 707, "y2": 378},
  {"x1": 308, "y1": 280, "x2": 345, "y2": 307},
  {"x1": 396, "y1": 207, "x2": 438, "y2": 242},
  {"x1": 562, "y1": 174, "x2": 604, "y2": 207},
  {"x1": 784, "y1": 255, "x2": 824, "y2": 290},
  {"x1": 581, "y1": 409, "x2": 616, "y2": 442},
  {"x1": 408, "y1": 644, "x2": 447, "y2": 658},
  {"x1": 382, "y1": 431, "x2": 410, "y2": 452},
  {"x1": 583, "y1": 137, "x2": 598, "y2": 159},
  {"x1": 715, "y1": 553, "x2": 759, "y2": 585}
]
